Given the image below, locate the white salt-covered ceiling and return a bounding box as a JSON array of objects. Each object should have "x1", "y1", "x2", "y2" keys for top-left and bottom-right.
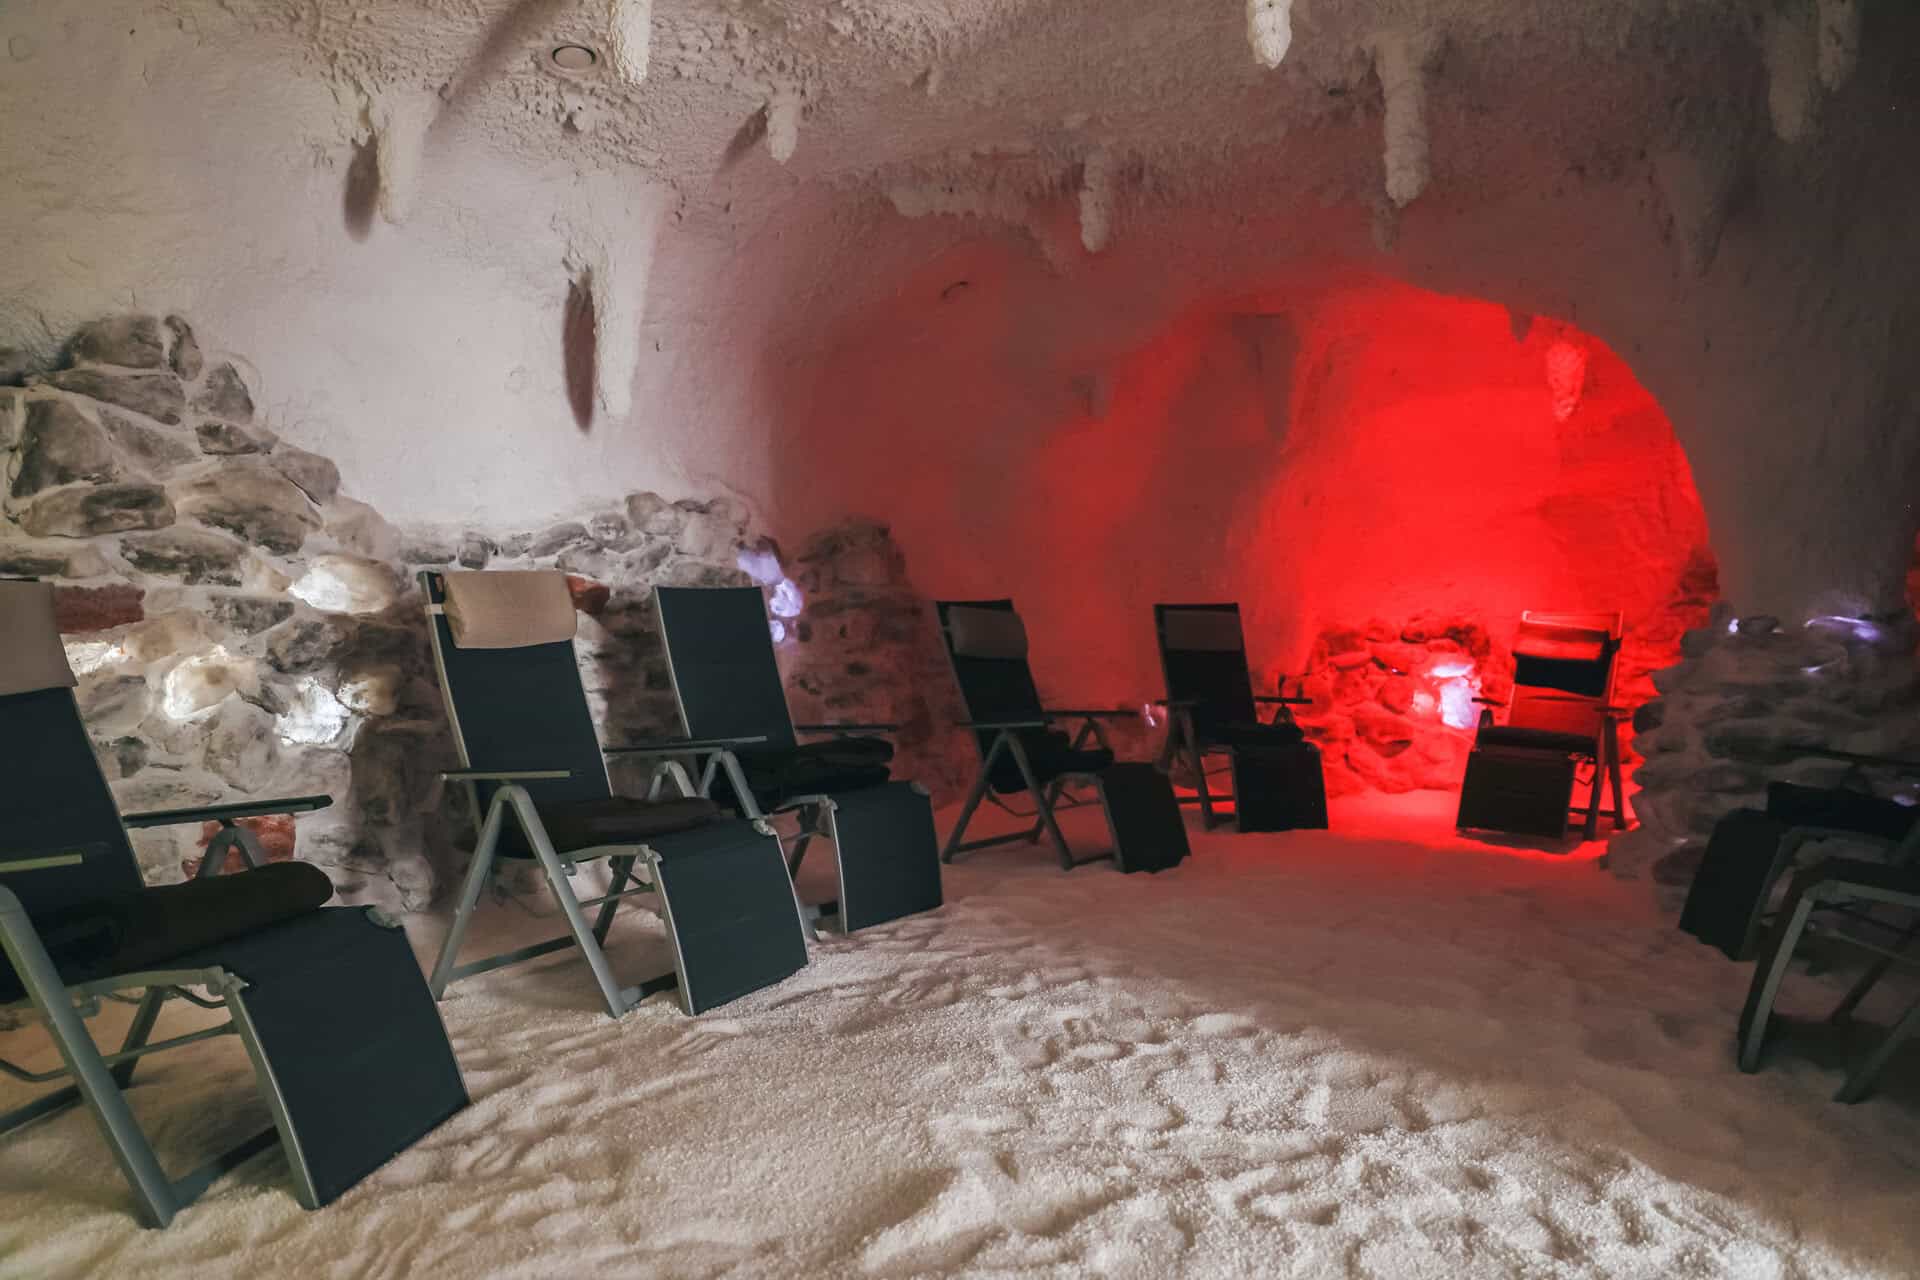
[{"x1": 2, "y1": 1, "x2": 1916, "y2": 623}]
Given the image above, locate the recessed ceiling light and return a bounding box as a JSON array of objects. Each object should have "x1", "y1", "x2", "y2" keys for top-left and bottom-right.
[{"x1": 551, "y1": 45, "x2": 598, "y2": 72}]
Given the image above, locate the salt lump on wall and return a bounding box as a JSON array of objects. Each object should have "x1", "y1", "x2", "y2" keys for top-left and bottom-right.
[
  {"x1": 766, "y1": 88, "x2": 801, "y2": 164},
  {"x1": 1371, "y1": 30, "x2": 1439, "y2": 208},
  {"x1": 1246, "y1": 0, "x2": 1293, "y2": 68},
  {"x1": 1078, "y1": 150, "x2": 1117, "y2": 253},
  {"x1": 604, "y1": 0, "x2": 653, "y2": 84}
]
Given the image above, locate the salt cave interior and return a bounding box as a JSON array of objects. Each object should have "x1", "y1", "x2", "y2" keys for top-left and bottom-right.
[{"x1": 2, "y1": 2, "x2": 1920, "y2": 1277}]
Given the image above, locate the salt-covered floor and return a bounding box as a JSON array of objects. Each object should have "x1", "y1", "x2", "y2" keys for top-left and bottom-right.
[{"x1": 3, "y1": 794, "x2": 1918, "y2": 1279}]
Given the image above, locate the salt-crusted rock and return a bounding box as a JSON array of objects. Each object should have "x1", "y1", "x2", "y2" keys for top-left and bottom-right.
[
  {"x1": 164, "y1": 316, "x2": 203, "y2": 380},
  {"x1": 205, "y1": 595, "x2": 296, "y2": 635},
  {"x1": 101, "y1": 410, "x2": 199, "y2": 474},
  {"x1": 400, "y1": 538, "x2": 455, "y2": 565},
  {"x1": 70, "y1": 316, "x2": 165, "y2": 370},
  {"x1": 77, "y1": 673, "x2": 151, "y2": 736},
  {"x1": 0, "y1": 539, "x2": 109, "y2": 579},
  {"x1": 289, "y1": 553, "x2": 399, "y2": 615},
  {"x1": 46, "y1": 368, "x2": 186, "y2": 425},
  {"x1": 97, "y1": 736, "x2": 148, "y2": 780},
  {"x1": 338, "y1": 663, "x2": 404, "y2": 717},
  {"x1": 0, "y1": 387, "x2": 22, "y2": 446},
  {"x1": 0, "y1": 347, "x2": 44, "y2": 387},
  {"x1": 120, "y1": 528, "x2": 247, "y2": 585},
  {"x1": 161, "y1": 649, "x2": 260, "y2": 718},
  {"x1": 22, "y1": 483, "x2": 174, "y2": 537},
  {"x1": 10, "y1": 399, "x2": 117, "y2": 497},
  {"x1": 530, "y1": 521, "x2": 590, "y2": 557},
  {"x1": 120, "y1": 612, "x2": 210, "y2": 664},
  {"x1": 625, "y1": 491, "x2": 683, "y2": 536},
  {"x1": 266, "y1": 615, "x2": 359, "y2": 674},
  {"x1": 588, "y1": 511, "x2": 632, "y2": 547},
  {"x1": 274, "y1": 675, "x2": 352, "y2": 745},
  {"x1": 191, "y1": 363, "x2": 255, "y2": 423},
  {"x1": 196, "y1": 419, "x2": 277, "y2": 455},
  {"x1": 457, "y1": 533, "x2": 490, "y2": 569},
  {"x1": 271, "y1": 446, "x2": 341, "y2": 504},
  {"x1": 172, "y1": 462, "x2": 319, "y2": 554},
  {"x1": 322, "y1": 496, "x2": 400, "y2": 560},
  {"x1": 201, "y1": 700, "x2": 280, "y2": 790}
]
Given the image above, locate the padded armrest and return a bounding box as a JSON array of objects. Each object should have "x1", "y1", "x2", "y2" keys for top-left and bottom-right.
[
  {"x1": 1045, "y1": 708, "x2": 1136, "y2": 720},
  {"x1": 1162, "y1": 699, "x2": 1201, "y2": 709},
  {"x1": 794, "y1": 722, "x2": 901, "y2": 734},
  {"x1": 603, "y1": 736, "x2": 768, "y2": 755},
  {"x1": 438, "y1": 769, "x2": 572, "y2": 783},
  {"x1": 1784, "y1": 744, "x2": 1920, "y2": 772},
  {"x1": 1253, "y1": 696, "x2": 1313, "y2": 706},
  {"x1": 0, "y1": 845, "x2": 96, "y2": 875},
  {"x1": 122, "y1": 795, "x2": 333, "y2": 829},
  {"x1": 958, "y1": 719, "x2": 1048, "y2": 730}
]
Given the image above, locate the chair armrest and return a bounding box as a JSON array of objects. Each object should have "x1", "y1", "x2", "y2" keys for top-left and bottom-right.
[
  {"x1": 122, "y1": 795, "x2": 333, "y2": 829},
  {"x1": 602, "y1": 736, "x2": 767, "y2": 756},
  {"x1": 1044, "y1": 708, "x2": 1137, "y2": 720},
  {"x1": 1783, "y1": 745, "x2": 1920, "y2": 772},
  {"x1": 1472, "y1": 696, "x2": 1503, "y2": 706},
  {"x1": 794, "y1": 723, "x2": 901, "y2": 734},
  {"x1": 1253, "y1": 696, "x2": 1313, "y2": 706},
  {"x1": 438, "y1": 769, "x2": 572, "y2": 783},
  {"x1": 1162, "y1": 699, "x2": 1201, "y2": 709},
  {"x1": 0, "y1": 844, "x2": 98, "y2": 875},
  {"x1": 957, "y1": 719, "x2": 1049, "y2": 730}
]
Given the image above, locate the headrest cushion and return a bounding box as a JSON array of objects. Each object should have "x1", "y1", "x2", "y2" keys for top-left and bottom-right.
[
  {"x1": 0, "y1": 580, "x2": 78, "y2": 697},
  {"x1": 1161, "y1": 608, "x2": 1245, "y2": 653},
  {"x1": 442, "y1": 571, "x2": 578, "y2": 650},
  {"x1": 948, "y1": 606, "x2": 1029, "y2": 660}
]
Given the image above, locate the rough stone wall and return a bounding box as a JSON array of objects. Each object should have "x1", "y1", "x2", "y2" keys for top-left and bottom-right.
[
  {"x1": 1620, "y1": 607, "x2": 1920, "y2": 889},
  {"x1": 1, "y1": 315, "x2": 964, "y2": 908}
]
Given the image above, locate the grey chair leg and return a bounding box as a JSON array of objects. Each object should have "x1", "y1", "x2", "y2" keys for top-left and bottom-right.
[
  {"x1": 1582, "y1": 756, "x2": 1604, "y2": 841},
  {"x1": 0, "y1": 895, "x2": 180, "y2": 1228},
  {"x1": 1184, "y1": 726, "x2": 1216, "y2": 830},
  {"x1": 196, "y1": 822, "x2": 265, "y2": 880},
  {"x1": 429, "y1": 795, "x2": 506, "y2": 999},
  {"x1": 504, "y1": 788, "x2": 638, "y2": 1019},
  {"x1": 1604, "y1": 719, "x2": 1628, "y2": 831},
  {"x1": 592, "y1": 855, "x2": 638, "y2": 946},
  {"x1": 110, "y1": 987, "x2": 169, "y2": 1089},
  {"x1": 1835, "y1": 995, "x2": 1920, "y2": 1104},
  {"x1": 1738, "y1": 889, "x2": 1821, "y2": 1073},
  {"x1": 942, "y1": 736, "x2": 1009, "y2": 863},
  {"x1": 1007, "y1": 736, "x2": 1075, "y2": 871}
]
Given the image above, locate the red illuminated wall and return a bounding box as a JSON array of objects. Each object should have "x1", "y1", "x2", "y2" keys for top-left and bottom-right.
[{"x1": 777, "y1": 270, "x2": 1713, "y2": 793}]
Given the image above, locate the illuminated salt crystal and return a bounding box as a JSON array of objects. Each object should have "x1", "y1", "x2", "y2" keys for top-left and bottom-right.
[
  {"x1": 1546, "y1": 341, "x2": 1588, "y2": 421},
  {"x1": 161, "y1": 648, "x2": 255, "y2": 719},
  {"x1": 277, "y1": 677, "x2": 351, "y2": 746},
  {"x1": 64, "y1": 640, "x2": 126, "y2": 676},
  {"x1": 769, "y1": 577, "x2": 804, "y2": 619}
]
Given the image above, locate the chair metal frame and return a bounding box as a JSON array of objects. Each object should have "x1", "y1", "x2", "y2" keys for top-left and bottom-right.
[
  {"x1": 935, "y1": 600, "x2": 1137, "y2": 871},
  {"x1": 0, "y1": 702, "x2": 337, "y2": 1227},
  {"x1": 1736, "y1": 859, "x2": 1920, "y2": 1103},
  {"x1": 651, "y1": 586, "x2": 933, "y2": 934},
  {"x1": 420, "y1": 572, "x2": 807, "y2": 1019}
]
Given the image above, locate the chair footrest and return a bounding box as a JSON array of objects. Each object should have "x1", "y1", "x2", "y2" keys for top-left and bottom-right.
[
  {"x1": 1095, "y1": 764, "x2": 1190, "y2": 873},
  {"x1": 650, "y1": 821, "x2": 808, "y2": 1014},
  {"x1": 826, "y1": 781, "x2": 943, "y2": 931}
]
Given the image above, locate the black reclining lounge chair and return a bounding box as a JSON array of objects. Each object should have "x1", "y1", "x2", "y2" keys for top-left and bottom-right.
[
  {"x1": 936, "y1": 599, "x2": 1189, "y2": 873},
  {"x1": 1683, "y1": 757, "x2": 1920, "y2": 960},
  {"x1": 1736, "y1": 853, "x2": 1920, "y2": 1103},
  {"x1": 0, "y1": 578, "x2": 468, "y2": 1227},
  {"x1": 652, "y1": 586, "x2": 943, "y2": 932},
  {"x1": 1153, "y1": 603, "x2": 1327, "y2": 832},
  {"x1": 1456, "y1": 611, "x2": 1628, "y2": 841},
  {"x1": 421, "y1": 570, "x2": 808, "y2": 1017}
]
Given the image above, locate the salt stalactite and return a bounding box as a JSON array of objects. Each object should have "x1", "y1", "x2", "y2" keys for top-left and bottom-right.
[
  {"x1": 1545, "y1": 340, "x2": 1588, "y2": 422},
  {"x1": 1762, "y1": 8, "x2": 1817, "y2": 144},
  {"x1": 367, "y1": 91, "x2": 438, "y2": 225},
  {"x1": 604, "y1": 0, "x2": 653, "y2": 85},
  {"x1": 1078, "y1": 148, "x2": 1116, "y2": 253},
  {"x1": 766, "y1": 87, "x2": 801, "y2": 164},
  {"x1": 563, "y1": 240, "x2": 638, "y2": 422},
  {"x1": 1247, "y1": 0, "x2": 1293, "y2": 68},
  {"x1": 1650, "y1": 140, "x2": 1739, "y2": 277},
  {"x1": 1815, "y1": 0, "x2": 1860, "y2": 93},
  {"x1": 1371, "y1": 30, "x2": 1439, "y2": 208}
]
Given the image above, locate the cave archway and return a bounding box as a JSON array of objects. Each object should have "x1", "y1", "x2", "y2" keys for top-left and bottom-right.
[{"x1": 779, "y1": 270, "x2": 1715, "y2": 799}]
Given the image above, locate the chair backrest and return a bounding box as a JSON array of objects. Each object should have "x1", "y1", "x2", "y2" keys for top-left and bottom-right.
[
  {"x1": 1504, "y1": 610, "x2": 1623, "y2": 745},
  {"x1": 936, "y1": 600, "x2": 1046, "y2": 761},
  {"x1": 653, "y1": 586, "x2": 797, "y2": 750},
  {"x1": 1154, "y1": 603, "x2": 1258, "y2": 741},
  {"x1": 0, "y1": 579, "x2": 144, "y2": 926},
  {"x1": 421, "y1": 571, "x2": 611, "y2": 818}
]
